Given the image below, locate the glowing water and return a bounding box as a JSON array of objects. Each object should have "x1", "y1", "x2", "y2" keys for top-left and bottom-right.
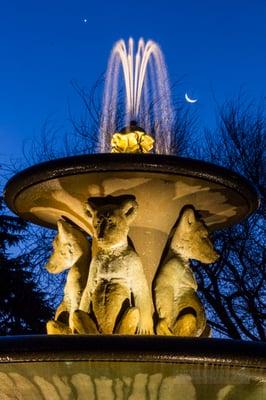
[{"x1": 99, "y1": 38, "x2": 174, "y2": 154}]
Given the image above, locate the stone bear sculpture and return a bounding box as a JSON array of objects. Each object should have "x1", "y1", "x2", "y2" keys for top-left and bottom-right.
[
  {"x1": 46, "y1": 219, "x2": 90, "y2": 334},
  {"x1": 73, "y1": 195, "x2": 154, "y2": 335},
  {"x1": 153, "y1": 206, "x2": 219, "y2": 337}
]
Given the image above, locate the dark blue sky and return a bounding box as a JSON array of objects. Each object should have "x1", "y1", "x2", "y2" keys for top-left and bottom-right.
[{"x1": 0, "y1": 0, "x2": 265, "y2": 160}]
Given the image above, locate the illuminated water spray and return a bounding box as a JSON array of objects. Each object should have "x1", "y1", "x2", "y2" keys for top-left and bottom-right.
[{"x1": 99, "y1": 38, "x2": 174, "y2": 154}]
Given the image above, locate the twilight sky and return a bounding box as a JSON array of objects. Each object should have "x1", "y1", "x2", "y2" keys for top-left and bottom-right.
[{"x1": 0, "y1": 0, "x2": 265, "y2": 161}]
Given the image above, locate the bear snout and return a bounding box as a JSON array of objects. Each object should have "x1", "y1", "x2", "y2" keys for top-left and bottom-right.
[{"x1": 97, "y1": 219, "x2": 107, "y2": 239}]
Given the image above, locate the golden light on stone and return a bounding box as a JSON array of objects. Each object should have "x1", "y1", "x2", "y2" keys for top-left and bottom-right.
[
  {"x1": 4, "y1": 154, "x2": 259, "y2": 337},
  {"x1": 111, "y1": 129, "x2": 154, "y2": 153}
]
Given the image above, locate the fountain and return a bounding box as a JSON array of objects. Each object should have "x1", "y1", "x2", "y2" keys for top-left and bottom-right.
[
  {"x1": 1, "y1": 38, "x2": 265, "y2": 398},
  {"x1": 100, "y1": 38, "x2": 173, "y2": 154}
]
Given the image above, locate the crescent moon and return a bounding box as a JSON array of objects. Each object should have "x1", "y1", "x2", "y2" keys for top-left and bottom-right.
[{"x1": 185, "y1": 93, "x2": 198, "y2": 103}]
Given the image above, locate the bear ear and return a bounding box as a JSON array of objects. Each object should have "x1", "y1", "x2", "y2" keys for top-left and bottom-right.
[
  {"x1": 86, "y1": 200, "x2": 96, "y2": 218},
  {"x1": 179, "y1": 206, "x2": 196, "y2": 230},
  {"x1": 57, "y1": 219, "x2": 69, "y2": 241},
  {"x1": 122, "y1": 199, "x2": 138, "y2": 222}
]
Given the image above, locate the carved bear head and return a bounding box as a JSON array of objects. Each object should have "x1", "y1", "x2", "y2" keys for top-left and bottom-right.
[
  {"x1": 86, "y1": 195, "x2": 138, "y2": 249},
  {"x1": 171, "y1": 206, "x2": 219, "y2": 264},
  {"x1": 46, "y1": 219, "x2": 89, "y2": 274}
]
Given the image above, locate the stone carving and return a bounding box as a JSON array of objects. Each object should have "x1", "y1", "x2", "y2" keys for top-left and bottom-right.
[
  {"x1": 73, "y1": 195, "x2": 154, "y2": 334},
  {"x1": 153, "y1": 206, "x2": 219, "y2": 337},
  {"x1": 44, "y1": 197, "x2": 218, "y2": 337},
  {"x1": 46, "y1": 219, "x2": 90, "y2": 334},
  {"x1": 111, "y1": 129, "x2": 154, "y2": 153}
]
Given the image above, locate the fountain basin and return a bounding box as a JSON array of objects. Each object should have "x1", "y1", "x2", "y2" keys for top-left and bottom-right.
[
  {"x1": 4, "y1": 154, "x2": 259, "y2": 285},
  {"x1": 0, "y1": 336, "x2": 265, "y2": 399}
]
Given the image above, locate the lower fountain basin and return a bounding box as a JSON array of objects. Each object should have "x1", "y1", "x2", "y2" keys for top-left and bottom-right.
[
  {"x1": 4, "y1": 154, "x2": 259, "y2": 285},
  {"x1": 0, "y1": 336, "x2": 265, "y2": 399}
]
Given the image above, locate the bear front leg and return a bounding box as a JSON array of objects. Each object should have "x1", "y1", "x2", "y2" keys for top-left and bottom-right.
[
  {"x1": 131, "y1": 262, "x2": 154, "y2": 335},
  {"x1": 154, "y1": 285, "x2": 175, "y2": 335},
  {"x1": 135, "y1": 302, "x2": 154, "y2": 335}
]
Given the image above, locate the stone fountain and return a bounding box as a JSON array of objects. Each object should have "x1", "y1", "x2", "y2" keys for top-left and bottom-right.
[{"x1": 1, "y1": 38, "x2": 265, "y2": 399}]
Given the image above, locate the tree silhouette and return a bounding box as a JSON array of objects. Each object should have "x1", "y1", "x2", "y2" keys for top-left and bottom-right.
[
  {"x1": 0, "y1": 196, "x2": 52, "y2": 334},
  {"x1": 194, "y1": 97, "x2": 266, "y2": 340}
]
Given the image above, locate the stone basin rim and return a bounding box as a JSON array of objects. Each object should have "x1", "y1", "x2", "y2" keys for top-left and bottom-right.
[
  {"x1": 4, "y1": 154, "x2": 259, "y2": 224},
  {"x1": 0, "y1": 336, "x2": 265, "y2": 369}
]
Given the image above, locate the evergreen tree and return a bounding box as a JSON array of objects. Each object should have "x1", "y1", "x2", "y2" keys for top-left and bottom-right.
[{"x1": 0, "y1": 196, "x2": 52, "y2": 335}]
